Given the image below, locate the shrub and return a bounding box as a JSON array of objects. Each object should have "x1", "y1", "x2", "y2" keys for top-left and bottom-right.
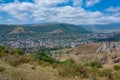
[
  {"x1": 9, "y1": 49, "x2": 24, "y2": 55},
  {"x1": 31, "y1": 66, "x2": 36, "y2": 70},
  {"x1": 62, "y1": 59, "x2": 75, "y2": 65},
  {"x1": 114, "y1": 65, "x2": 120, "y2": 71},
  {"x1": 52, "y1": 63, "x2": 63, "y2": 69},
  {"x1": 41, "y1": 61, "x2": 51, "y2": 67},
  {"x1": 0, "y1": 46, "x2": 5, "y2": 51},
  {"x1": 88, "y1": 68, "x2": 113, "y2": 79},
  {"x1": 32, "y1": 52, "x2": 59, "y2": 64},
  {"x1": 102, "y1": 69, "x2": 113, "y2": 80},
  {"x1": 0, "y1": 46, "x2": 6, "y2": 57},
  {"x1": 0, "y1": 52, "x2": 5, "y2": 57},
  {"x1": 113, "y1": 71, "x2": 120, "y2": 80},
  {"x1": 16, "y1": 49, "x2": 24, "y2": 55},
  {"x1": 0, "y1": 66, "x2": 5, "y2": 72},
  {"x1": 58, "y1": 59, "x2": 88, "y2": 78},
  {"x1": 88, "y1": 68, "x2": 101, "y2": 76},
  {"x1": 10, "y1": 49, "x2": 16, "y2": 55},
  {"x1": 85, "y1": 60, "x2": 102, "y2": 68},
  {"x1": 7, "y1": 55, "x2": 30, "y2": 67}
]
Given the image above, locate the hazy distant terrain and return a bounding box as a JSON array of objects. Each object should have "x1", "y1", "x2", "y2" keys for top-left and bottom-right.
[{"x1": 83, "y1": 23, "x2": 120, "y2": 33}]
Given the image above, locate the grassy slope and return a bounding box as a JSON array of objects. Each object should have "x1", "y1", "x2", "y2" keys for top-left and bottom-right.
[
  {"x1": 58, "y1": 42, "x2": 120, "y2": 65},
  {"x1": 0, "y1": 43, "x2": 120, "y2": 80}
]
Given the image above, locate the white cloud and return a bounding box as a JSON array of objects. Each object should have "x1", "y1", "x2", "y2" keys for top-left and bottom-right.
[
  {"x1": 85, "y1": 0, "x2": 100, "y2": 7},
  {"x1": 34, "y1": 0, "x2": 69, "y2": 7},
  {"x1": 73, "y1": 0, "x2": 83, "y2": 7},
  {"x1": 6, "y1": 19, "x2": 15, "y2": 23},
  {"x1": 106, "y1": 7, "x2": 120, "y2": 12},
  {"x1": 0, "y1": 1, "x2": 34, "y2": 21},
  {"x1": 0, "y1": 0, "x2": 120, "y2": 25}
]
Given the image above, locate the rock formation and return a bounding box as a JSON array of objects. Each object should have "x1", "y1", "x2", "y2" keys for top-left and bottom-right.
[{"x1": 97, "y1": 42, "x2": 120, "y2": 53}]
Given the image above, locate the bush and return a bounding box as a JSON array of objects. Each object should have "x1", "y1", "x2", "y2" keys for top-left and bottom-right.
[
  {"x1": 102, "y1": 69, "x2": 113, "y2": 80},
  {"x1": 41, "y1": 61, "x2": 51, "y2": 67},
  {"x1": 31, "y1": 66, "x2": 36, "y2": 70},
  {"x1": 114, "y1": 65, "x2": 120, "y2": 71},
  {"x1": 6, "y1": 55, "x2": 30, "y2": 67},
  {"x1": 0, "y1": 46, "x2": 6, "y2": 57},
  {"x1": 0, "y1": 46, "x2": 5, "y2": 51},
  {"x1": 16, "y1": 49, "x2": 25, "y2": 55},
  {"x1": 0, "y1": 52, "x2": 5, "y2": 57},
  {"x1": 62, "y1": 59, "x2": 75, "y2": 65},
  {"x1": 88, "y1": 68, "x2": 113, "y2": 79},
  {"x1": 88, "y1": 68, "x2": 101, "y2": 75},
  {"x1": 58, "y1": 59, "x2": 88, "y2": 78},
  {"x1": 85, "y1": 60, "x2": 102, "y2": 68},
  {"x1": 113, "y1": 71, "x2": 120, "y2": 80},
  {"x1": 9, "y1": 48, "x2": 24, "y2": 55},
  {"x1": 52, "y1": 63, "x2": 63, "y2": 69},
  {"x1": 0, "y1": 47, "x2": 25, "y2": 58},
  {"x1": 32, "y1": 52, "x2": 59, "y2": 64},
  {"x1": 0, "y1": 66, "x2": 5, "y2": 72}
]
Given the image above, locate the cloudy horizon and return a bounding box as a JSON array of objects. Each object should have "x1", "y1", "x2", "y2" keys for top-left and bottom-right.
[{"x1": 0, "y1": 0, "x2": 120, "y2": 25}]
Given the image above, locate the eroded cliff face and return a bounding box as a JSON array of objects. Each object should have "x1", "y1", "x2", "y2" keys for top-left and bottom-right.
[{"x1": 97, "y1": 42, "x2": 120, "y2": 53}]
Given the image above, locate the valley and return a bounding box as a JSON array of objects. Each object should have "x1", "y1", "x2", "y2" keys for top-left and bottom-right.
[
  {"x1": 0, "y1": 0, "x2": 120, "y2": 80},
  {"x1": 0, "y1": 23, "x2": 120, "y2": 80},
  {"x1": 0, "y1": 23, "x2": 117, "y2": 54}
]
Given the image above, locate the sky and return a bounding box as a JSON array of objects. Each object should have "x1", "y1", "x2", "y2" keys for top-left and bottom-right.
[{"x1": 0, "y1": 0, "x2": 120, "y2": 25}]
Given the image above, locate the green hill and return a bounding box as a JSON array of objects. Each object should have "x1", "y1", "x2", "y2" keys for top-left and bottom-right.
[
  {"x1": 0, "y1": 23, "x2": 90, "y2": 34},
  {"x1": 0, "y1": 23, "x2": 91, "y2": 40}
]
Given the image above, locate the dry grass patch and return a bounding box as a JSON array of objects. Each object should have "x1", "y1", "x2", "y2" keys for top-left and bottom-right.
[{"x1": 4, "y1": 55, "x2": 30, "y2": 67}]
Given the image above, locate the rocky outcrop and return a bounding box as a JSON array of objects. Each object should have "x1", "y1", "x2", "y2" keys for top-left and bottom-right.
[
  {"x1": 97, "y1": 42, "x2": 120, "y2": 53},
  {"x1": 112, "y1": 57, "x2": 120, "y2": 63}
]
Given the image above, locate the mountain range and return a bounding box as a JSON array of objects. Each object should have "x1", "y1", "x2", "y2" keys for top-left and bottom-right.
[
  {"x1": 0, "y1": 23, "x2": 90, "y2": 34},
  {"x1": 82, "y1": 23, "x2": 120, "y2": 33},
  {"x1": 1, "y1": 23, "x2": 120, "y2": 34},
  {"x1": 0, "y1": 23, "x2": 90, "y2": 40},
  {"x1": 0, "y1": 23, "x2": 120, "y2": 41}
]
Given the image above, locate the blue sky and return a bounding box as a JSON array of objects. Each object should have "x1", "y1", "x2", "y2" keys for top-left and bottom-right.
[{"x1": 0, "y1": 0, "x2": 120, "y2": 25}]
